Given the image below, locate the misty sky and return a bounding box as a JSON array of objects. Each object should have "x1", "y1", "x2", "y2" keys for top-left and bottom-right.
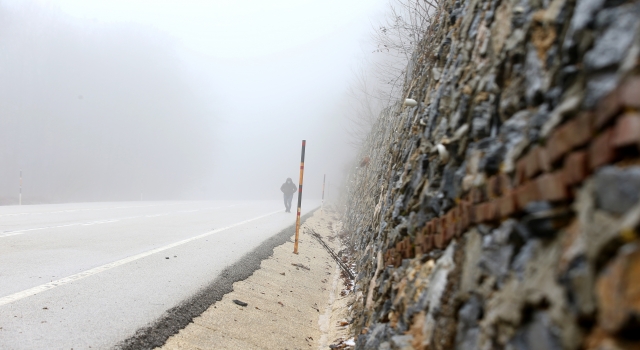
[{"x1": 0, "y1": 0, "x2": 387, "y2": 204}]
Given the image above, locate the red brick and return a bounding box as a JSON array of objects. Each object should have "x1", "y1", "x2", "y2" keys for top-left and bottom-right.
[
  {"x1": 515, "y1": 157, "x2": 527, "y2": 185},
  {"x1": 416, "y1": 232, "x2": 425, "y2": 247},
  {"x1": 563, "y1": 151, "x2": 589, "y2": 186},
  {"x1": 434, "y1": 230, "x2": 444, "y2": 249},
  {"x1": 595, "y1": 87, "x2": 623, "y2": 129},
  {"x1": 573, "y1": 112, "x2": 595, "y2": 147},
  {"x1": 589, "y1": 128, "x2": 616, "y2": 170},
  {"x1": 470, "y1": 187, "x2": 483, "y2": 204},
  {"x1": 414, "y1": 244, "x2": 423, "y2": 256},
  {"x1": 537, "y1": 172, "x2": 569, "y2": 201},
  {"x1": 445, "y1": 224, "x2": 455, "y2": 244},
  {"x1": 475, "y1": 202, "x2": 494, "y2": 222},
  {"x1": 460, "y1": 201, "x2": 471, "y2": 229},
  {"x1": 475, "y1": 204, "x2": 485, "y2": 223},
  {"x1": 524, "y1": 149, "x2": 539, "y2": 179},
  {"x1": 486, "y1": 200, "x2": 499, "y2": 221},
  {"x1": 455, "y1": 218, "x2": 463, "y2": 237},
  {"x1": 498, "y1": 173, "x2": 512, "y2": 194},
  {"x1": 432, "y1": 218, "x2": 441, "y2": 236},
  {"x1": 456, "y1": 207, "x2": 466, "y2": 237},
  {"x1": 439, "y1": 217, "x2": 447, "y2": 236},
  {"x1": 525, "y1": 146, "x2": 551, "y2": 178},
  {"x1": 442, "y1": 215, "x2": 453, "y2": 244},
  {"x1": 498, "y1": 191, "x2": 516, "y2": 217},
  {"x1": 487, "y1": 176, "x2": 499, "y2": 198},
  {"x1": 547, "y1": 126, "x2": 572, "y2": 164},
  {"x1": 468, "y1": 205, "x2": 478, "y2": 224},
  {"x1": 425, "y1": 221, "x2": 434, "y2": 235},
  {"x1": 515, "y1": 182, "x2": 540, "y2": 209},
  {"x1": 385, "y1": 249, "x2": 394, "y2": 266},
  {"x1": 536, "y1": 146, "x2": 551, "y2": 173},
  {"x1": 424, "y1": 233, "x2": 433, "y2": 251},
  {"x1": 612, "y1": 113, "x2": 640, "y2": 148},
  {"x1": 620, "y1": 76, "x2": 640, "y2": 109},
  {"x1": 394, "y1": 253, "x2": 402, "y2": 267},
  {"x1": 449, "y1": 208, "x2": 460, "y2": 237},
  {"x1": 404, "y1": 237, "x2": 412, "y2": 258}
]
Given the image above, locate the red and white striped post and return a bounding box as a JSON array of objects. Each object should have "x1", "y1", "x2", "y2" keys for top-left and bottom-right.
[{"x1": 293, "y1": 140, "x2": 306, "y2": 254}]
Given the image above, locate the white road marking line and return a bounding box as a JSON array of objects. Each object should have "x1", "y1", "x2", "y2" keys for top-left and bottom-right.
[
  {"x1": 0, "y1": 205, "x2": 237, "y2": 238},
  {"x1": 0, "y1": 204, "x2": 171, "y2": 218},
  {"x1": 0, "y1": 209, "x2": 282, "y2": 307}
]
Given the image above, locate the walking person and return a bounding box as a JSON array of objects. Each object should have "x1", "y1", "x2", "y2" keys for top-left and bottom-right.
[{"x1": 280, "y1": 178, "x2": 297, "y2": 213}]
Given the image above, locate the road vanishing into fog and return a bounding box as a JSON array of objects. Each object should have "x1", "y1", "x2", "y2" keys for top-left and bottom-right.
[{"x1": 0, "y1": 200, "x2": 317, "y2": 349}]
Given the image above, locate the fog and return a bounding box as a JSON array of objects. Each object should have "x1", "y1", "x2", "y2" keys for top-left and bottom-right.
[{"x1": 0, "y1": 0, "x2": 387, "y2": 204}]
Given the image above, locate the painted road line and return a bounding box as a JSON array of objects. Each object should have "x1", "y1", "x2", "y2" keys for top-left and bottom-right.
[
  {"x1": 0, "y1": 209, "x2": 282, "y2": 307},
  {"x1": 0, "y1": 203, "x2": 172, "y2": 218},
  {"x1": 0, "y1": 205, "x2": 237, "y2": 238}
]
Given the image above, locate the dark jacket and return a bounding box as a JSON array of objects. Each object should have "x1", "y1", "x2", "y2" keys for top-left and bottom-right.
[{"x1": 281, "y1": 180, "x2": 297, "y2": 195}]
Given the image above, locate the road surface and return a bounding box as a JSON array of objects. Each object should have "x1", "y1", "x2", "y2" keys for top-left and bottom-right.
[{"x1": 0, "y1": 200, "x2": 316, "y2": 349}]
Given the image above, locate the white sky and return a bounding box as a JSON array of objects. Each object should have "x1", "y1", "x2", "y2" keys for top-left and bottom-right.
[
  {"x1": 43, "y1": 0, "x2": 387, "y2": 59},
  {"x1": 3, "y1": 0, "x2": 390, "y2": 201}
]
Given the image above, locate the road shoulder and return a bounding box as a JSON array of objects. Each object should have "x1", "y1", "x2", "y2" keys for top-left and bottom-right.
[
  {"x1": 158, "y1": 208, "x2": 349, "y2": 350},
  {"x1": 117, "y1": 209, "x2": 319, "y2": 350}
]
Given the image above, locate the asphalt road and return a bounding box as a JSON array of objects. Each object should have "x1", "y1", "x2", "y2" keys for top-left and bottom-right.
[{"x1": 0, "y1": 200, "x2": 317, "y2": 350}]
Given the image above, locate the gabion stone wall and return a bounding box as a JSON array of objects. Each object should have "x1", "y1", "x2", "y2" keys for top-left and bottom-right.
[{"x1": 343, "y1": 0, "x2": 640, "y2": 348}]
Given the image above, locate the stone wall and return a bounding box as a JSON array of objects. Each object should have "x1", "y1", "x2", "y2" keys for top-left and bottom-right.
[{"x1": 343, "y1": 0, "x2": 640, "y2": 348}]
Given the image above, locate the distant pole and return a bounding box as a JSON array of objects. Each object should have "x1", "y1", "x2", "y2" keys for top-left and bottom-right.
[
  {"x1": 19, "y1": 170, "x2": 22, "y2": 206},
  {"x1": 321, "y1": 174, "x2": 326, "y2": 212},
  {"x1": 293, "y1": 140, "x2": 306, "y2": 254}
]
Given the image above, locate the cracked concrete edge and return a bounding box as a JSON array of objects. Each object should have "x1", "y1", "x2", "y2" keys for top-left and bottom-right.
[{"x1": 114, "y1": 207, "x2": 319, "y2": 350}]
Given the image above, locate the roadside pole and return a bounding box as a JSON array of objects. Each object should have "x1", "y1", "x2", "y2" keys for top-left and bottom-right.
[
  {"x1": 321, "y1": 174, "x2": 325, "y2": 212},
  {"x1": 293, "y1": 140, "x2": 306, "y2": 254}
]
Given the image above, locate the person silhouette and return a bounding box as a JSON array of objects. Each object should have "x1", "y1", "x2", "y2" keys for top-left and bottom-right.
[{"x1": 280, "y1": 178, "x2": 298, "y2": 213}]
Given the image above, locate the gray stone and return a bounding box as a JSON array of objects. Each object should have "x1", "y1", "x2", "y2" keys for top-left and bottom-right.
[
  {"x1": 594, "y1": 166, "x2": 640, "y2": 215},
  {"x1": 569, "y1": 0, "x2": 605, "y2": 33},
  {"x1": 527, "y1": 105, "x2": 549, "y2": 143},
  {"x1": 561, "y1": 256, "x2": 596, "y2": 317},
  {"x1": 583, "y1": 72, "x2": 619, "y2": 109},
  {"x1": 584, "y1": 4, "x2": 640, "y2": 70},
  {"x1": 455, "y1": 327, "x2": 479, "y2": 350},
  {"x1": 525, "y1": 44, "x2": 544, "y2": 106},
  {"x1": 508, "y1": 312, "x2": 563, "y2": 350},
  {"x1": 478, "y1": 229, "x2": 514, "y2": 283},
  {"x1": 512, "y1": 239, "x2": 540, "y2": 279},
  {"x1": 471, "y1": 102, "x2": 493, "y2": 138},
  {"x1": 479, "y1": 140, "x2": 505, "y2": 175},
  {"x1": 520, "y1": 201, "x2": 569, "y2": 238},
  {"x1": 390, "y1": 335, "x2": 414, "y2": 350}
]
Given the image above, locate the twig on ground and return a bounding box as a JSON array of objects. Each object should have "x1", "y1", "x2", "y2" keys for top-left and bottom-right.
[{"x1": 308, "y1": 229, "x2": 355, "y2": 280}]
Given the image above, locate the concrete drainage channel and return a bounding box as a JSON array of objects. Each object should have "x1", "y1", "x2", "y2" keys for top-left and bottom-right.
[{"x1": 115, "y1": 208, "x2": 318, "y2": 350}]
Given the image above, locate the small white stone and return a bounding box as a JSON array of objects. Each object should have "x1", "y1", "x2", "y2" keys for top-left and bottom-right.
[
  {"x1": 404, "y1": 98, "x2": 418, "y2": 107},
  {"x1": 436, "y1": 144, "x2": 449, "y2": 163}
]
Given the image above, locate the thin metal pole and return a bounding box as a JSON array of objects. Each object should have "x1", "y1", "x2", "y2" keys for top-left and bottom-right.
[
  {"x1": 293, "y1": 140, "x2": 306, "y2": 254},
  {"x1": 321, "y1": 174, "x2": 325, "y2": 212},
  {"x1": 19, "y1": 170, "x2": 22, "y2": 206}
]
